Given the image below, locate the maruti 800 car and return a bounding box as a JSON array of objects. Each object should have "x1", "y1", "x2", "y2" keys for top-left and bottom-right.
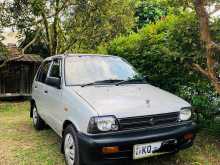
[{"x1": 30, "y1": 54, "x2": 196, "y2": 165}]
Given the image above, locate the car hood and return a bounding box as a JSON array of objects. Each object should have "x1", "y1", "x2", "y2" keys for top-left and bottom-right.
[{"x1": 71, "y1": 84, "x2": 190, "y2": 118}]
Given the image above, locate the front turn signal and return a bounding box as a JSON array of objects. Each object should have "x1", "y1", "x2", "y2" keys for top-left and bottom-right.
[{"x1": 102, "y1": 146, "x2": 119, "y2": 154}]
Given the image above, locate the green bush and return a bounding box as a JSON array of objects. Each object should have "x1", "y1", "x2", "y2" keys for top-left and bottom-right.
[
  {"x1": 108, "y1": 13, "x2": 200, "y2": 92},
  {"x1": 107, "y1": 12, "x2": 220, "y2": 120},
  {"x1": 179, "y1": 82, "x2": 220, "y2": 121}
]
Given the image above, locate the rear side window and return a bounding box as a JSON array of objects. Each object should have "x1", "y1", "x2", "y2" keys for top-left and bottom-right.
[
  {"x1": 36, "y1": 61, "x2": 51, "y2": 83},
  {"x1": 49, "y1": 60, "x2": 61, "y2": 78}
]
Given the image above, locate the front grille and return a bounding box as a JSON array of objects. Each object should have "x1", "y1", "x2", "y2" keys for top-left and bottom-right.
[{"x1": 118, "y1": 112, "x2": 179, "y2": 131}]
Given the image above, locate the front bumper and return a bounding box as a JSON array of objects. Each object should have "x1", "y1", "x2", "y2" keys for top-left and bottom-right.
[{"x1": 78, "y1": 121, "x2": 196, "y2": 165}]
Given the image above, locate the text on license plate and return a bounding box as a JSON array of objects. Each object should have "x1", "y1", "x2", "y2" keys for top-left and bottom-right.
[{"x1": 133, "y1": 141, "x2": 162, "y2": 159}]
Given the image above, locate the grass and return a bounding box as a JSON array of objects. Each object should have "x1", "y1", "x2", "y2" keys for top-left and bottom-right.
[{"x1": 0, "y1": 102, "x2": 219, "y2": 165}]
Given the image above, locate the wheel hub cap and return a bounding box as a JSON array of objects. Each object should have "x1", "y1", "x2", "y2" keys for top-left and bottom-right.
[
  {"x1": 33, "y1": 108, "x2": 38, "y2": 125},
  {"x1": 64, "y1": 133, "x2": 75, "y2": 165}
]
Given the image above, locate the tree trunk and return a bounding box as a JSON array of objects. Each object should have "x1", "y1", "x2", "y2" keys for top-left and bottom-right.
[
  {"x1": 42, "y1": 12, "x2": 53, "y2": 56},
  {"x1": 52, "y1": 0, "x2": 60, "y2": 55},
  {"x1": 194, "y1": 0, "x2": 220, "y2": 94},
  {"x1": 22, "y1": 27, "x2": 41, "y2": 54}
]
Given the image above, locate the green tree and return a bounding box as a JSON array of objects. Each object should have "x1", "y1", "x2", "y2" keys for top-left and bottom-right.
[
  {"x1": 0, "y1": 37, "x2": 9, "y2": 67},
  {"x1": 61, "y1": 0, "x2": 135, "y2": 53},
  {"x1": 0, "y1": 28, "x2": 7, "y2": 60},
  {"x1": 19, "y1": 30, "x2": 49, "y2": 58},
  {"x1": 134, "y1": 0, "x2": 168, "y2": 30},
  {"x1": 166, "y1": 0, "x2": 220, "y2": 95},
  {"x1": 0, "y1": 42, "x2": 8, "y2": 57},
  {"x1": 0, "y1": 0, "x2": 135, "y2": 56}
]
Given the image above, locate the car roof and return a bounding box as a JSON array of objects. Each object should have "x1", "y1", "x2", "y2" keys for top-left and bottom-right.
[{"x1": 43, "y1": 54, "x2": 117, "y2": 61}]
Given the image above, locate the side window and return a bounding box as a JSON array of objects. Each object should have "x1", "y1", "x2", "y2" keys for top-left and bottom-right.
[
  {"x1": 37, "y1": 61, "x2": 52, "y2": 83},
  {"x1": 35, "y1": 67, "x2": 42, "y2": 81},
  {"x1": 49, "y1": 60, "x2": 61, "y2": 78}
]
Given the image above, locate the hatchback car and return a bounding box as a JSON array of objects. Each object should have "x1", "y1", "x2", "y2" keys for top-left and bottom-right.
[{"x1": 31, "y1": 54, "x2": 196, "y2": 165}]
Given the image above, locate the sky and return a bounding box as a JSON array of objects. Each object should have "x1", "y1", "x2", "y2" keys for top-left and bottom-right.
[
  {"x1": 207, "y1": 4, "x2": 220, "y2": 17},
  {"x1": 212, "y1": 11, "x2": 220, "y2": 17}
]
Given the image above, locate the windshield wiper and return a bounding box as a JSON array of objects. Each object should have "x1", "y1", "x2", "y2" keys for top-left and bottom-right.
[
  {"x1": 81, "y1": 79, "x2": 123, "y2": 87},
  {"x1": 115, "y1": 78, "x2": 146, "y2": 86}
]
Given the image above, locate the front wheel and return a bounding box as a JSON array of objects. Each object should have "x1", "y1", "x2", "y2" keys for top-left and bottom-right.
[
  {"x1": 63, "y1": 125, "x2": 80, "y2": 165},
  {"x1": 32, "y1": 105, "x2": 45, "y2": 130}
]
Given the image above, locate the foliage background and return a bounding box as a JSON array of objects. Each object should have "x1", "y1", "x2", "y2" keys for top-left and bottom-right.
[
  {"x1": 107, "y1": 11, "x2": 220, "y2": 121},
  {"x1": 1, "y1": 0, "x2": 220, "y2": 122},
  {"x1": 0, "y1": 0, "x2": 135, "y2": 57}
]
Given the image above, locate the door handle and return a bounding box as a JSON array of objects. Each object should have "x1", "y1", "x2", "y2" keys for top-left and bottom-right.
[{"x1": 44, "y1": 90, "x2": 48, "y2": 94}]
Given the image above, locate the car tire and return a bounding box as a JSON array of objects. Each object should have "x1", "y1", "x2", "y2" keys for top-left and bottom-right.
[
  {"x1": 32, "y1": 105, "x2": 45, "y2": 130},
  {"x1": 63, "y1": 125, "x2": 80, "y2": 165}
]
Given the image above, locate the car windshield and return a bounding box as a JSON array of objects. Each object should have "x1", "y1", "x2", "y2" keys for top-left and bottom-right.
[{"x1": 65, "y1": 55, "x2": 142, "y2": 86}]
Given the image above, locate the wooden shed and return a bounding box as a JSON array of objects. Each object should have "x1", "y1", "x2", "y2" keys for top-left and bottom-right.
[{"x1": 0, "y1": 45, "x2": 42, "y2": 99}]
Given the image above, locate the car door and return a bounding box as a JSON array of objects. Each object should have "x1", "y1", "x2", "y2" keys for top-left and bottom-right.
[
  {"x1": 44, "y1": 59, "x2": 63, "y2": 134},
  {"x1": 33, "y1": 61, "x2": 52, "y2": 120}
]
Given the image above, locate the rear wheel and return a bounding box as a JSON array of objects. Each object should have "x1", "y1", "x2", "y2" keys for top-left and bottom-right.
[
  {"x1": 32, "y1": 105, "x2": 45, "y2": 130},
  {"x1": 63, "y1": 125, "x2": 80, "y2": 165}
]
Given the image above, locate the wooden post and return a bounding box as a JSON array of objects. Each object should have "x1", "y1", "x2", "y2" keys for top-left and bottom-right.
[
  {"x1": 20, "y1": 64, "x2": 25, "y2": 95},
  {"x1": 0, "y1": 72, "x2": 1, "y2": 94}
]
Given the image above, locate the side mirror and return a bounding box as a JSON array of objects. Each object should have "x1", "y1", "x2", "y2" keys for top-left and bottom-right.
[
  {"x1": 46, "y1": 77, "x2": 61, "y2": 89},
  {"x1": 142, "y1": 75, "x2": 149, "y2": 81}
]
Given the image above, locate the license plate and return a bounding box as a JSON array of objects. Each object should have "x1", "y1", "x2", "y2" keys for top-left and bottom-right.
[{"x1": 133, "y1": 141, "x2": 162, "y2": 159}]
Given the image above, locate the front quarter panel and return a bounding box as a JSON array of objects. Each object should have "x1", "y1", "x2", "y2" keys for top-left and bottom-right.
[{"x1": 60, "y1": 86, "x2": 98, "y2": 136}]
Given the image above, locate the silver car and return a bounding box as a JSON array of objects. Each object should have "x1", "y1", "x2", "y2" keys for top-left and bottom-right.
[{"x1": 31, "y1": 54, "x2": 196, "y2": 165}]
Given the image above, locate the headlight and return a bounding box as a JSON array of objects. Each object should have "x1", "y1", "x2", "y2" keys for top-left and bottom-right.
[
  {"x1": 88, "y1": 116, "x2": 119, "y2": 134},
  {"x1": 179, "y1": 107, "x2": 192, "y2": 121}
]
